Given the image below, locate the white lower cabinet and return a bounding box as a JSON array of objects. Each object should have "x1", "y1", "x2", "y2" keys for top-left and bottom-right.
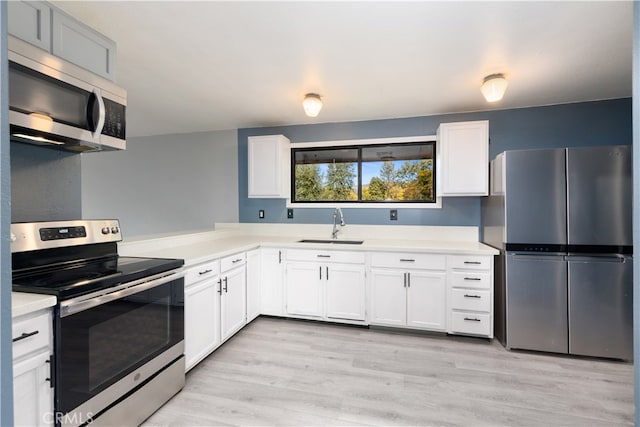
[
  {"x1": 12, "y1": 309, "x2": 53, "y2": 427},
  {"x1": 406, "y1": 271, "x2": 447, "y2": 330},
  {"x1": 260, "y1": 248, "x2": 285, "y2": 316},
  {"x1": 220, "y1": 258, "x2": 247, "y2": 341},
  {"x1": 184, "y1": 260, "x2": 221, "y2": 371},
  {"x1": 184, "y1": 252, "x2": 247, "y2": 371},
  {"x1": 179, "y1": 243, "x2": 496, "y2": 373},
  {"x1": 325, "y1": 263, "x2": 366, "y2": 321},
  {"x1": 447, "y1": 255, "x2": 494, "y2": 338},
  {"x1": 246, "y1": 249, "x2": 261, "y2": 322},
  {"x1": 286, "y1": 262, "x2": 324, "y2": 318},
  {"x1": 285, "y1": 250, "x2": 366, "y2": 323},
  {"x1": 370, "y1": 253, "x2": 447, "y2": 331}
]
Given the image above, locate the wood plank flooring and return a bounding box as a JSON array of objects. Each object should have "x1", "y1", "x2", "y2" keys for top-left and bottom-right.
[{"x1": 143, "y1": 317, "x2": 633, "y2": 426}]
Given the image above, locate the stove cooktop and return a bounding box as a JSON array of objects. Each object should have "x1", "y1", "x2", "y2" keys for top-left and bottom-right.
[{"x1": 12, "y1": 256, "x2": 184, "y2": 300}]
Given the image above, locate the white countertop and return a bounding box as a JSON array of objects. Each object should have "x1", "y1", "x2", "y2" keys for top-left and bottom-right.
[
  {"x1": 120, "y1": 233, "x2": 499, "y2": 267},
  {"x1": 11, "y1": 225, "x2": 499, "y2": 317},
  {"x1": 12, "y1": 292, "x2": 56, "y2": 318}
]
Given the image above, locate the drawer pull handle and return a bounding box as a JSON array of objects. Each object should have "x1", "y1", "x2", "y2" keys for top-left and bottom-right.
[
  {"x1": 400, "y1": 259, "x2": 415, "y2": 262},
  {"x1": 317, "y1": 255, "x2": 331, "y2": 258},
  {"x1": 199, "y1": 269, "x2": 213, "y2": 275},
  {"x1": 464, "y1": 294, "x2": 481, "y2": 299},
  {"x1": 232, "y1": 259, "x2": 243, "y2": 264},
  {"x1": 46, "y1": 355, "x2": 54, "y2": 388},
  {"x1": 464, "y1": 317, "x2": 481, "y2": 322},
  {"x1": 13, "y1": 330, "x2": 39, "y2": 343},
  {"x1": 217, "y1": 279, "x2": 222, "y2": 294},
  {"x1": 464, "y1": 277, "x2": 482, "y2": 281},
  {"x1": 464, "y1": 261, "x2": 482, "y2": 265}
]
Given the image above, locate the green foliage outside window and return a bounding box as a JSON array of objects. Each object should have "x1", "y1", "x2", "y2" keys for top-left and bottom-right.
[{"x1": 293, "y1": 142, "x2": 435, "y2": 203}]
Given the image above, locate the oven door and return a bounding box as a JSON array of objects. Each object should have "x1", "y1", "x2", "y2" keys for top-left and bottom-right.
[{"x1": 56, "y1": 272, "x2": 184, "y2": 421}]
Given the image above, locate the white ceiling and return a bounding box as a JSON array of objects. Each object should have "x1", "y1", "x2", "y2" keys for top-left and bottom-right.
[{"x1": 53, "y1": 1, "x2": 633, "y2": 138}]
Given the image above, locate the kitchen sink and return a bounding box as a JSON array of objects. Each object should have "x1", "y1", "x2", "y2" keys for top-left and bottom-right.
[{"x1": 298, "y1": 239, "x2": 364, "y2": 245}]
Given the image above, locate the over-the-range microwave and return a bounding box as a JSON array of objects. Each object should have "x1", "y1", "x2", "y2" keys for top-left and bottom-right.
[{"x1": 8, "y1": 36, "x2": 127, "y2": 153}]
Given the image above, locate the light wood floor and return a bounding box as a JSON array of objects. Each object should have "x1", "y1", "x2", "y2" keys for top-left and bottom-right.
[{"x1": 144, "y1": 317, "x2": 633, "y2": 426}]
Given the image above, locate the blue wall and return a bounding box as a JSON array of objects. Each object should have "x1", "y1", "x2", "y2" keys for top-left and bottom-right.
[{"x1": 238, "y1": 98, "x2": 631, "y2": 226}]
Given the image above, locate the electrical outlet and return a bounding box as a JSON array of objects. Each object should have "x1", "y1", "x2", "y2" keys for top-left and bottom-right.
[
  {"x1": 259, "y1": 210, "x2": 265, "y2": 219},
  {"x1": 390, "y1": 209, "x2": 398, "y2": 221},
  {"x1": 287, "y1": 209, "x2": 294, "y2": 219}
]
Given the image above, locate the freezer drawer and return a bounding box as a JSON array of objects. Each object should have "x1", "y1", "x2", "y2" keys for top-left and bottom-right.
[
  {"x1": 568, "y1": 255, "x2": 633, "y2": 360},
  {"x1": 505, "y1": 253, "x2": 568, "y2": 353}
]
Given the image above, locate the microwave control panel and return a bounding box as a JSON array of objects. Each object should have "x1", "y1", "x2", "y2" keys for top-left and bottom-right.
[{"x1": 102, "y1": 98, "x2": 126, "y2": 140}]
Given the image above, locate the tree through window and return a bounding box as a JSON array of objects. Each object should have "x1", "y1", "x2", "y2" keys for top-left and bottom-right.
[{"x1": 292, "y1": 142, "x2": 435, "y2": 203}]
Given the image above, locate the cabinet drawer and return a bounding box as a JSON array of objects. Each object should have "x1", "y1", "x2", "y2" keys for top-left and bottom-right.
[
  {"x1": 12, "y1": 311, "x2": 51, "y2": 360},
  {"x1": 451, "y1": 289, "x2": 491, "y2": 312},
  {"x1": 286, "y1": 249, "x2": 365, "y2": 264},
  {"x1": 221, "y1": 253, "x2": 246, "y2": 272},
  {"x1": 451, "y1": 312, "x2": 491, "y2": 336},
  {"x1": 370, "y1": 253, "x2": 446, "y2": 270},
  {"x1": 448, "y1": 255, "x2": 492, "y2": 270},
  {"x1": 185, "y1": 260, "x2": 220, "y2": 285},
  {"x1": 450, "y1": 271, "x2": 492, "y2": 289}
]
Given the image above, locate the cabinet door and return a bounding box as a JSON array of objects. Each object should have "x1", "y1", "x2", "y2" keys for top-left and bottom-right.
[
  {"x1": 246, "y1": 249, "x2": 261, "y2": 322},
  {"x1": 326, "y1": 263, "x2": 366, "y2": 321},
  {"x1": 439, "y1": 121, "x2": 489, "y2": 196},
  {"x1": 184, "y1": 278, "x2": 220, "y2": 371},
  {"x1": 221, "y1": 266, "x2": 247, "y2": 342},
  {"x1": 247, "y1": 135, "x2": 290, "y2": 198},
  {"x1": 51, "y1": 10, "x2": 116, "y2": 80},
  {"x1": 407, "y1": 271, "x2": 447, "y2": 331},
  {"x1": 285, "y1": 262, "x2": 323, "y2": 318},
  {"x1": 13, "y1": 350, "x2": 52, "y2": 427},
  {"x1": 8, "y1": 1, "x2": 51, "y2": 51},
  {"x1": 261, "y1": 249, "x2": 284, "y2": 315},
  {"x1": 369, "y1": 269, "x2": 406, "y2": 326}
]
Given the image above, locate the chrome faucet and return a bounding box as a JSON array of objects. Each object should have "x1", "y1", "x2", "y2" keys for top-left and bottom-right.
[{"x1": 332, "y1": 207, "x2": 345, "y2": 239}]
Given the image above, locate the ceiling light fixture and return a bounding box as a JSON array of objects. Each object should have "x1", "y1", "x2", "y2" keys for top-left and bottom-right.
[
  {"x1": 302, "y1": 93, "x2": 323, "y2": 117},
  {"x1": 480, "y1": 73, "x2": 508, "y2": 102}
]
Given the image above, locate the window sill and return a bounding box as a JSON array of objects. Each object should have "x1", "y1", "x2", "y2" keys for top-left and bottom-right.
[{"x1": 286, "y1": 198, "x2": 442, "y2": 209}]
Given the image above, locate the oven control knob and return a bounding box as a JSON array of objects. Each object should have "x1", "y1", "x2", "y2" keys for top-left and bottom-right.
[
  {"x1": 111, "y1": 227, "x2": 119, "y2": 234},
  {"x1": 101, "y1": 227, "x2": 110, "y2": 235}
]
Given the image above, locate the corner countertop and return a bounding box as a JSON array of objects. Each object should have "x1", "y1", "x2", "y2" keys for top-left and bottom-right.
[
  {"x1": 12, "y1": 292, "x2": 56, "y2": 318},
  {"x1": 119, "y1": 233, "x2": 499, "y2": 267}
]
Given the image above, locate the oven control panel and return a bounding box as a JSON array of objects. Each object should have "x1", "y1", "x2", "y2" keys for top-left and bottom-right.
[
  {"x1": 40, "y1": 226, "x2": 87, "y2": 241},
  {"x1": 10, "y1": 220, "x2": 122, "y2": 253}
]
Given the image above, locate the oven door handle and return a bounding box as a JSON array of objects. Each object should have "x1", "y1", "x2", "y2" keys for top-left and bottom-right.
[{"x1": 60, "y1": 272, "x2": 182, "y2": 317}]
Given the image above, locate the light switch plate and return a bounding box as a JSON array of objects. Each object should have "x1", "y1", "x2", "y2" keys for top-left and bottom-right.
[
  {"x1": 259, "y1": 210, "x2": 265, "y2": 219},
  {"x1": 390, "y1": 209, "x2": 398, "y2": 220},
  {"x1": 287, "y1": 209, "x2": 294, "y2": 219}
]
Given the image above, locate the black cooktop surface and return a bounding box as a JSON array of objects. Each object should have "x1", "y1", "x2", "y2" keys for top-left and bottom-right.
[{"x1": 12, "y1": 256, "x2": 184, "y2": 300}]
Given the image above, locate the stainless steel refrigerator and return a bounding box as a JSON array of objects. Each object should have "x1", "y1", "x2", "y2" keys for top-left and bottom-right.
[{"x1": 481, "y1": 145, "x2": 632, "y2": 360}]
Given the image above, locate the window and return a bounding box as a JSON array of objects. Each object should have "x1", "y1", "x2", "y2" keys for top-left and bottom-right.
[{"x1": 292, "y1": 141, "x2": 436, "y2": 204}]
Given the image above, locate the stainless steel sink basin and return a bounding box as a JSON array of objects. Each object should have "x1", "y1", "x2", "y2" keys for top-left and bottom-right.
[{"x1": 298, "y1": 239, "x2": 364, "y2": 245}]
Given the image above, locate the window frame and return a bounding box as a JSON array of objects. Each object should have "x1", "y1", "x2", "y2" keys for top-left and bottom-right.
[{"x1": 288, "y1": 135, "x2": 441, "y2": 208}]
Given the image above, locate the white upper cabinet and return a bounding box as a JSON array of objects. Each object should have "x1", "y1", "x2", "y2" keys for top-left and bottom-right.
[
  {"x1": 51, "y1": 9, "x2": 116, "y2": 80},
  {"x1": 7, "y1": 1, "x2": 51, "y2": 51},
  {"x1": 8, "y1": 1, "x2": 117, "y2": 81},
  {"x1": 248, "y1": 135, "x2": 291, "y2": 198},
  {"x1": 438, "y1": 120, "x2": 489, "y2": 196}
]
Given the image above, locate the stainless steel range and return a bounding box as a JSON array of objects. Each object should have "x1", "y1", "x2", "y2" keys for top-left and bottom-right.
[{"x1": 12, "y1": 220, "x2": 185, "y2": 426}]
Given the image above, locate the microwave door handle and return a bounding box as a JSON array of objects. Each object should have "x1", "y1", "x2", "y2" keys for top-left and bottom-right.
[{"x1": 89, "y1": 89, "x2": 106, "y2": 138}]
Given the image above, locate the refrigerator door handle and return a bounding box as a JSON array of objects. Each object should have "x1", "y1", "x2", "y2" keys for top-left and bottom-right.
[
  {"x1": 566, "y1": 254, "x2": 628, "y2": 263},
  {"x1": 507, "y1": 253, "x2": 566, "y2": 260}
]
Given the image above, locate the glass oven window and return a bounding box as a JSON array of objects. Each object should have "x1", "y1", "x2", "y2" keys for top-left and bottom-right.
[{"x1": 58, "y1": 278, "x2": 184, "y2": 414}]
